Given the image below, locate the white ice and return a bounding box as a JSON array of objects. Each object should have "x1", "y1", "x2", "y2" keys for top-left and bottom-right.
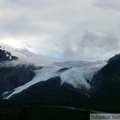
[
  {"x1": 3, "y1": 62, "x2": 105, "y2": 99},
  {"x1": 60, "y1": 65, "x2": 102, "y2": 89}
]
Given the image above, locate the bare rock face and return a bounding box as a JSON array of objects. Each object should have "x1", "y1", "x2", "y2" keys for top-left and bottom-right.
[{"x1": 0, "y1": 49, "x2": 18, "y2": 62}]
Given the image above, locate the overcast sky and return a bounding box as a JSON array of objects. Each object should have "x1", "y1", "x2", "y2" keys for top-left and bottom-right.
[{"x1": 0, "y1": 0, "x2": 120, "y2": 61}]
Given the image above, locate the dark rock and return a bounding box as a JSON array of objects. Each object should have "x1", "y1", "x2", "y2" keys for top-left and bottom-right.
[
  {"x1": 0, "y1": 65, "x2": 36, "y2": 98},
  {"x1": 57, "y1": 68, "x2": 69, "y2": 73},
  {"x1": 0, "y1": 49, "x2": 18, "y2": 62}
]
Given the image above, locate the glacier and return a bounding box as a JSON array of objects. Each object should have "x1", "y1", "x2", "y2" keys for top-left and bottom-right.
[
  {"x1": 3, "y1": 61, "x2": 106, "y2": 99},
  {"x1": 3, "y1": 66, "x2": 62, "y2": 99},
  {"x1": 60, "y1": 65, "x2": 102, "y2": 89}
]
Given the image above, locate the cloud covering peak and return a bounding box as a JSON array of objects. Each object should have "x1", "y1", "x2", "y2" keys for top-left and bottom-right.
[{"x1": 0, "y1": 0, "x2": 120, "y2": 60}]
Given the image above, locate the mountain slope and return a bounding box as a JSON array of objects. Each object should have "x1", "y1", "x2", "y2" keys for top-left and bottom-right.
[
  {"x1": 6, "y1": 53, "x2": 120, "y2": 112},
  {"x1": 0, "y1": 46, "x2": 18, "y2": 62},
  {"x1": 1, "y1": 47, "x2": 120, "y2": 113},
  {"x1": 0, "y1": 47, "x2": 37, "y2": 99},
  {"x1": 89, "y1": 54, "x2": 120, "y2": 111},
  {"x1": 0, "y1": 46, "x2": 105, "y2": 100},
  {"x1": 2, "y1": 61, "x2": 105, "y2": 99}
]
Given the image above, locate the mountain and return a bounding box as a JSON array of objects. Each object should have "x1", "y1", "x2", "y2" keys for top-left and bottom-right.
[
  {"x1": 14, "y1": 47, "x2": 33, "y2": 57},
  {"x1": 0, "y1": 46, "x2": 105, "y2": 100},
  {"x1": 0, "y1": 44, "x2": 55, "y2": 66},
  {"x1": 89, "y1": 53, "x2": 120, "y2": 111},
  {"x1": 0, "y1": 46, "x2": 18, "y2": 62},
  {"x1": 1, "y1": 60, "x2": 105, "y2": 100},
  {"x1": 1, "y1": 46, "x2": 120, "y2": 113},
  {"x1": 1, "y1": 46, "x2": 120, "y2": 120},
  {"x1": 0, "y1": 47, "x2": 37, "y2": 99}
]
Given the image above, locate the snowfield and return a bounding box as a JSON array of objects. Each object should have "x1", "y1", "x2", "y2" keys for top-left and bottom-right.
[{"x1": 3, "y1": 61, "x2": 106, "y2": 99}]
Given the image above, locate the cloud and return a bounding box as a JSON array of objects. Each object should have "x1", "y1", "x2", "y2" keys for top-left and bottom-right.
[
  {"x1": 94, "y1": 0, "x2": 120, "y2": 11},
  {"x1": 55, "y1": 31, "x2": 120, "y2": 60},
  {"x1": 0, "y1": 0, "x2": 120, "y2": 61}
]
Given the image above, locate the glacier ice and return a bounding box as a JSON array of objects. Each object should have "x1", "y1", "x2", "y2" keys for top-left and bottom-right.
[{"x1": 3, "y1": 61, "x2": 106, "y2": 99}]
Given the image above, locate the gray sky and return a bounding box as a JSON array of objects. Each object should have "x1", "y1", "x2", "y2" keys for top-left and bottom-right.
[{"x1": 0, "y1": 0, "x2": 120, "y2": 60}]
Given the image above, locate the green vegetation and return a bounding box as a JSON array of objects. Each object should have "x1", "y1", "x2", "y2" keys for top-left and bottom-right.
[
  {"x1": 0, "y1": 67, "x2": 14, "y2": 81},
  {"x1": 7, "y1": 88, "x2": 120, "y2": 113},
  {"x1": 90, "y1": 57, "x2": 120, "y2": 112},
  {"x1": 10, "y1": 88, "x2": 90, "y2": 108},
  {"x1": 0, "y1": 105, "x2": 90, "y2": 120}
]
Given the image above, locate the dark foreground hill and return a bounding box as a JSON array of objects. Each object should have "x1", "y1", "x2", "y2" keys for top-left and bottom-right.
[{"x1": 90, "y1": 53, "x2": 120, "y2": 110}]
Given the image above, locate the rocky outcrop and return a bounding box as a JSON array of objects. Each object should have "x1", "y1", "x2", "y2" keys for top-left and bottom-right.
[{"x1": 0, "y1": 49, "x2": 18, "y2": 62}]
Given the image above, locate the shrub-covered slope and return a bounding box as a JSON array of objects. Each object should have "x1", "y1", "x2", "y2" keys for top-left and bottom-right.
[{"x1": 90, "y1": 54, "x2": 120, "y2": 109}]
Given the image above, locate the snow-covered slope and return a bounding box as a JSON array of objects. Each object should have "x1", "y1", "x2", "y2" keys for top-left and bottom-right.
[
  {"x1": 3, "y1": 61, "x2": 106, "y2": 99},
  {"x1": 60, "y1": 65, "x2": 102, "y2": 89},
  {"x1": 0, "y1": 44, "x2": 55, "y2": 66},
  {"x1": 0, "y1": 46, "x2": 13, "y2": 60}
]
